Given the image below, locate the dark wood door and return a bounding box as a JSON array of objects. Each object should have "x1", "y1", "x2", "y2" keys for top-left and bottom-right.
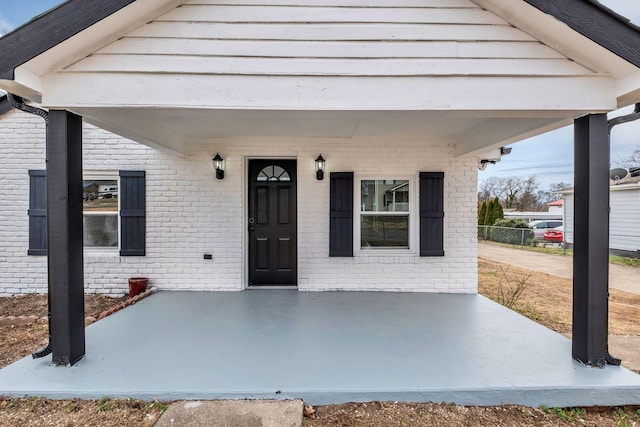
[{"x1": 248, "y1": 159, "x2": 297, "y2": 286}]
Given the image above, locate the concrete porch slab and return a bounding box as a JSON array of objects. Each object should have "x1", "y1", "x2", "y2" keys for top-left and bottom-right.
[{"x1": 1, "y1": 291, "x2": 639, "y2": 407}]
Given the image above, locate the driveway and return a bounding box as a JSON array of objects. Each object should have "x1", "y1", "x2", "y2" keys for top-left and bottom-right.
[{"x1": 478, "y1": 243, "x2": 640, "y2": 296}]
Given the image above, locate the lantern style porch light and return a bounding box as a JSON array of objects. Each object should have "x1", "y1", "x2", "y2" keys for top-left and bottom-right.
[
  {"x1": 315, "y1": 154, "x2": 325, "y2": 181},
  {"x1": 213, "y1": 153, "x2": 225, "y2": 180}
]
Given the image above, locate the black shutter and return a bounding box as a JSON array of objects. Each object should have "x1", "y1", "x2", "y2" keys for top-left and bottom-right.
[
  {"x1": 120, "y1": 170, "x2": 146, "y2": 256},
  {"x1": 28, "y1": 170, "x2": 47, "y2": 255},
  {"x1": 420, "y1": 172, "x2": 445, "y2": 257},
  {"x1": 329, "y1": 172, "x2": 354, "y2": 257}
]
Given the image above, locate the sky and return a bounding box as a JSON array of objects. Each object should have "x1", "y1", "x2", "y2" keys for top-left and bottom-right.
[
  {"x1": 1, "y1": 0, "x2": 639, "y2": 190},
  {"x1": 481, "y1": 0, "x2": 640, "y2": 189}
]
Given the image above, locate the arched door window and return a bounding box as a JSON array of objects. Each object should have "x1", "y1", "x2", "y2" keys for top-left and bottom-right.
[{"x1": 256, "y1": 165, "x2": 291, "y2": 182}]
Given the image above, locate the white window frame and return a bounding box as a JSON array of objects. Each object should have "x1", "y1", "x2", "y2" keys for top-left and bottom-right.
[
  {"x1": 83, "y1": 171, "x2": 120, "y2": 252},
  {"x1": 354, "y1": 175, "x2": 417, "y2": 255}
]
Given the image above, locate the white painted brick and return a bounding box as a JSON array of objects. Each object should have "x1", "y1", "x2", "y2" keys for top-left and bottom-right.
[{"x1": 0, "y1": 109, "x2": 479, "y2": 295}]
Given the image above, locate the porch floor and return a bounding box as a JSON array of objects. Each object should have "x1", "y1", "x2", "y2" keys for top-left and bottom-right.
[{"x1": 1, "y1": 290, "x2": 640, "y2": 406}]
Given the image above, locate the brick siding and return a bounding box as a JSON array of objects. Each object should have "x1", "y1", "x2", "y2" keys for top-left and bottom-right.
[{"x1": 0, "y1": 109, "x2": 478, "y2": 295}]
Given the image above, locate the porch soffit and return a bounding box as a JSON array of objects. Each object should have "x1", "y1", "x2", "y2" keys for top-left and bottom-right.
[{"x1": 74, "y1": 107, "x2": 588, "y2": 158}]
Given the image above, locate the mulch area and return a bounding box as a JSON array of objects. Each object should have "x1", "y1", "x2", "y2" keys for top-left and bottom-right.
[
  {"x1": 0, "y1": 294, "x2": 126, "y2": 319},
  {"x1": 0, "y1": 294, "x2": 126, "y2": 369}
]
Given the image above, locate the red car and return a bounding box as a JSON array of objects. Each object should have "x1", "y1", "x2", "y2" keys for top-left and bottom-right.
[{"x1": 543, "y1": 226, "x2": 564, "y2": 243}]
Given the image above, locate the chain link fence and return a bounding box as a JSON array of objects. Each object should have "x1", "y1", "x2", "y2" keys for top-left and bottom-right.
[{"x1": 478, "y1": 225, "x2": 537, "y2": 247}]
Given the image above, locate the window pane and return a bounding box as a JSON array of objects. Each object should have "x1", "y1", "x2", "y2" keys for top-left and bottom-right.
[
  {"x1": 361, "y1": 215, "x2": 409, "y2": 248},
  {"x1": 83, "y1": 180, "x2": 118, "y2": 212},
  {"x1": 84, "y1": 215, "x2": 118, "y2": 247},
  {"x1": 83, "y1": 179, "x2": 118, "y2": 248},
  {"x1": 257, "y1": 165, "x2": 291, "y2": 182},
  {"x1": 361, "y1": 180, "x2": 409, "y2": 212}
]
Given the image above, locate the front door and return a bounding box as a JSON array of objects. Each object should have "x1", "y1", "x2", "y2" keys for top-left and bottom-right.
[{"x1": 248, "y1": 159, "x2": 297, "y2": 286}]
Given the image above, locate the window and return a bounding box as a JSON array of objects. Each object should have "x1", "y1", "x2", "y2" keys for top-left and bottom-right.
[
  {"x1": 28, "y1": 170, "x2": 146, "y2": 256},
  {"x1": 359, "y1": 179, "x2": 411, "y2": 250},
  {"x1": 256, "y1": 165, "x2": 291, "y2": 182},
  {"x1": 329, "y1": 172, "x2": 444, "y2": 257},
  {"x1": 83, "y1": 178, "x2": 119, "y2": 248}
]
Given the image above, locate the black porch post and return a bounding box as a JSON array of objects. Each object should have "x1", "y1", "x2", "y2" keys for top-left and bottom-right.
[
  {"x1": 572, "y1": 114, "x2": 609, "y2": 367},
  {"x1": 47, "y1": 110, "x2": 85, "y2": 366}
]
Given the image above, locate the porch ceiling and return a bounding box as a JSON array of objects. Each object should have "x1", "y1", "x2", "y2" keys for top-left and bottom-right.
[{"x1": 77, "y1": 107, "x2": 582, "y2": 157}]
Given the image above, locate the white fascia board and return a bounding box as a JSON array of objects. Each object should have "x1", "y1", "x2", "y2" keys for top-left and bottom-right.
[
  {"x1": 470, "y1": 0, "x2": 638, "y2": 80},
  {"x1": 41, "y1": 73, "x2": 617, "y2": 111},
  {"x1": 12, "y1": 68, "x2": 43, "y2": 97},
  {"x1": 617, "y1": 71, "x2": 640, "y2": 107},
  {"x1": 12, "y1": 0, "x2": 187, "y2": 96},
  {"x1": 0, "y1": 79, "x2": 42, "y2": 102},
  {"x1": 610, "y1": 183, "x2": 640, "y2": 192},
  {"x1": 560, "y1": 184, "x2": 640, "y2": 194}
]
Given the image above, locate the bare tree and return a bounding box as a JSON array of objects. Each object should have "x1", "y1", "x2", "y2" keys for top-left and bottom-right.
[
  {"x1": 515, "y1": 176, "x2": 542, "y2": 211},
  {"x1": 502, "y1": 177, "x2": 525, "y2": 209},
  {"x1": 548, "y1": 182, "x2": 572, "y2": 193},
  {"x1": 612, "y1": 144, "x2": 640, "y2": 169},
  {"x1": 536, "y1": 181, "x2": 572, "y2": 207},
  {"x1": 477, "y1": 176, "x2": 503, "y2": 204},
  {"x1": 478, "y1": 176, "x2": 572, "y2": 212}
]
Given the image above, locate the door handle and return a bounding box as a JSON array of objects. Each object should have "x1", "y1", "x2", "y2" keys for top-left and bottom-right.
[{"x1": 248, "y1": 217, "x2": 255, "y2": 231}]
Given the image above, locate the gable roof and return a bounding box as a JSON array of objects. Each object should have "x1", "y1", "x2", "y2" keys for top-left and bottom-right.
[
  {"x1": 523, "y1": 0, "x2": 640, "y2": 68},
  {"x1": 0, "y1": 0, "x2": 638, "y2": 85},
  {"x1": 0, "y1": 0, "x2": 135, "y2": 80}
]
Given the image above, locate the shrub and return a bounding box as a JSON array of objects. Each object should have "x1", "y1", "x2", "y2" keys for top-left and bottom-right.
[
  {"x1": 478, "y1": 202, "x2": 488, "y2": 225},
  {"x1": 484, "y1": 197, "x2": 504, "y2": 226},
  {"x1": 489, "y1": 219, "x2": 534, "y2": 245}
]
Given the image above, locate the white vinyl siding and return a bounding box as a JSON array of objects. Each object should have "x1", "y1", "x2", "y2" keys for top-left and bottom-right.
[
  {"x1": 610, "y1": 188, "x2": 640, "y2": 252},
  {"x1": 563, "y1": 187, "x2": 640, "y2": 253}
]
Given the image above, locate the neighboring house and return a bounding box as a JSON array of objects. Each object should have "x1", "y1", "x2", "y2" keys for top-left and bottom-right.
[
  {"x1": 0, "y1": 0, "x2": 639, "y2": 366},
  {"x1": 547, "y1": 199, "x2": 564, "y2": 216},
  {"x1": 503, "y1": 199, "x2": 564, "y2": 223},
  {"x1": 561, "y1": 176, "x2": 640, "y2": 257}
]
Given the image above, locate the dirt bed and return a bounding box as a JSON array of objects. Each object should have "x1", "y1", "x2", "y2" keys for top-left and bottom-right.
[
  {"x1": 304, "y1": 402, "x2": 640, "y2": 426},
  {"x1": 478, "y1": 259, "x2": 640, "y2": 336},
  {"x1": 0, "y1": 398, "x2": 166, "y2": 427},
  {"x1": 0, "y1": 294, "x2": 126, "y2": 369},
  {"x1": 0, "y1": 294, "x2": 126, "y2": 319}
]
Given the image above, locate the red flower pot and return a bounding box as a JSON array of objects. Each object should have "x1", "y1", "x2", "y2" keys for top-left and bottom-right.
[{"x1": 128, "y1": 277, "x2": 148, "y2": 298}]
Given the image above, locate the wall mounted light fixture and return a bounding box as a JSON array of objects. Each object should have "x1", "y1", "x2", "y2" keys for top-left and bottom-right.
[
  {"x1": 213, "y1": 153, "x2": 225, "y2": 180},
  {"x1": 315, "y1": 154, "x2": 325, "y2": 181}
]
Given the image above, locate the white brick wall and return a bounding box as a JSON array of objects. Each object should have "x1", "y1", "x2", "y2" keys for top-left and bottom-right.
[{"x1": 0, "y1": 109, "x2": 478, "y2": 295}]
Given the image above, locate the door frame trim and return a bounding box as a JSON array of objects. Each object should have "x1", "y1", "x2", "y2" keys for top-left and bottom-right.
[{"x1": 243, "y1": 156, "x2": 299, "y2": 289}]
